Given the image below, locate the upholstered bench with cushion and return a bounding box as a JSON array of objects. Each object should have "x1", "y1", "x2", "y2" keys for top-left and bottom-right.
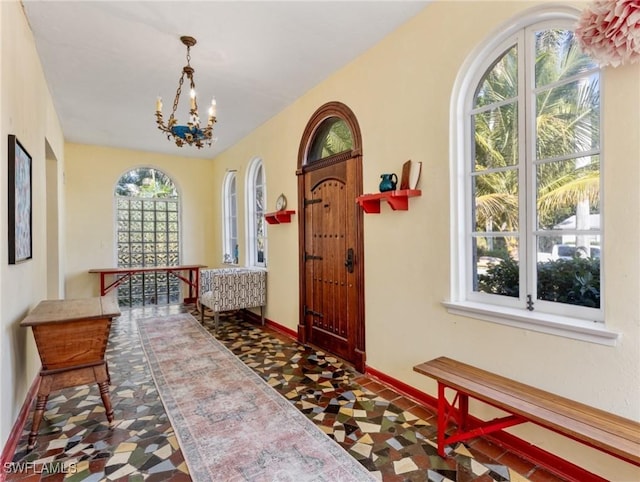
[{"x1": 199, "y1": 267, "x2": 267, "y2": 332}]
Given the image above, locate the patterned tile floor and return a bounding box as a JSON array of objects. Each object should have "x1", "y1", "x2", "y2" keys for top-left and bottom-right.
[{"x1": 6, "y1": 304, "x2": 569, "y2": 481}]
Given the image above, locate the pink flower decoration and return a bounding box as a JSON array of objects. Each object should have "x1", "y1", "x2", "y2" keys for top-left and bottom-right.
[{"x1": 576, "y1": 0, "x2": 640, "y2": 67}]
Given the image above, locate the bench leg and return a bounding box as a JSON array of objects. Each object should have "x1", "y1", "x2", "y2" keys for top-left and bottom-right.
[
  {"x1": 459, "y1": 393, "x2": 469, "y2": 431},
  {"x1": 436, "y1": 384, "x2": 470, "y2": 457},
  {"x1": 436, "y1": 383, "x2": 525, "y2": 457},
  {"x1": 260, "y1": 306, "x2": 265, "y2": 326},
  {"x1": 437, "y1": 382, "x2": 447, "y2": 457}
]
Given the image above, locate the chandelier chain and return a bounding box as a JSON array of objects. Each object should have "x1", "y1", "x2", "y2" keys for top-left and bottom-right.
[{"x1": 170, "y1": 73, "x2": 184, "y2": 121}]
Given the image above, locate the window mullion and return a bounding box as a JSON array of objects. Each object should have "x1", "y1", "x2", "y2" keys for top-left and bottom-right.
[{"x1": 522, "y1": 27, "x2": 537, "y2": 310}]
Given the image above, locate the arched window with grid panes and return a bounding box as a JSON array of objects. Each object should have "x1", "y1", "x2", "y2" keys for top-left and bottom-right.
[
  {"x1": 447, "y1": 6, "x2": 606, "y2": 342},
  {"x1": 114, "y1": 167, "x2": 181, "y2": 306},
  {"x1": 245, "y1": 158, "x2": 266, "y2": 267},
  {"x1": 222, "y1": 170, "x2": 239, "y2": 264}
]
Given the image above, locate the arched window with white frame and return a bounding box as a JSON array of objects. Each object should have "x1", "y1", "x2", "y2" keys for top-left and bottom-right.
[
  {"x1": 221, "y1": 170, "x2": 238, "y2": 264},
  {"x1": 245, "y1": 158, "x2": 267, "y2": 267},
  {"x1": 447, "y1": 6, "x2": 607, "y2": 343}
]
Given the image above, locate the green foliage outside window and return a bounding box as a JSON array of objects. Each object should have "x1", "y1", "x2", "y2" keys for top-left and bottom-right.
[
  {"x1": 478, "y1": 257, "x2": 600, "y2": 308},
  {"x1": 308, "y1": 117, "x2": 353, "y2": 162},
  {"x1": 116, "y1": 167, "x2": 178, "y2": 198}
]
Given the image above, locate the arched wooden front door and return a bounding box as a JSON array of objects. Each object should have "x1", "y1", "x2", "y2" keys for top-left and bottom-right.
[{"x1": 297, "y1": 102, "x2": 365, "y2": 372}]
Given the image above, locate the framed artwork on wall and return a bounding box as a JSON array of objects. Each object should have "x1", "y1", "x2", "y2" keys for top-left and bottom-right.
[{"x1": 8, "y1": 135, "x2": 32, "y2": 264}]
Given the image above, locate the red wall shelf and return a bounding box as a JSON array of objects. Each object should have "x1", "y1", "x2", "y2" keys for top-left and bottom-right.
[
  {"x1": 356, "y1": 189, "x2": 421, "y2": 213},
  {"x1": 265, "y1": 210, "x2": 296, "y2": 224}
]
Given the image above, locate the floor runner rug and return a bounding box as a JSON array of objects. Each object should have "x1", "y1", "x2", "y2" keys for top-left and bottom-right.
[{"x1": 138, "y1": 313, "x2": 376, "y2": 482}]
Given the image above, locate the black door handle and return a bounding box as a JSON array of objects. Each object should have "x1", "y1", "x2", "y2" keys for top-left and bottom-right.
[{"x1": 345, "y1": 248, "x2": 354, "y2": 273}]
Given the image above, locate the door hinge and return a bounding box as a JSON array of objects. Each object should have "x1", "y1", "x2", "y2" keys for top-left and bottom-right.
[
  {"x1": 304, "y1": 198, "x2": 322, "y2": 206},
  {"x1": 304, "y1": 252, "x2": 323, "y2": 261}
]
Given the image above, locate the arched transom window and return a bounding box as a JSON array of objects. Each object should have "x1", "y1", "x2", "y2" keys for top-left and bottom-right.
[{"x1": 307, "y1": 117, "x2": 354, "y2": 163}]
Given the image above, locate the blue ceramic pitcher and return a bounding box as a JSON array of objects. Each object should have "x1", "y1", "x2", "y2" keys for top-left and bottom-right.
[{"x1": 379, "y1": 173, "x2": 398, "y2": 192}]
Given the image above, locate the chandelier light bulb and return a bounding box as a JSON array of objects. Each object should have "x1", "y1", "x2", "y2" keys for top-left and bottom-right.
[
  {"x1": 190, "y1": 88, "x2": 196, "y2": 110},
  {"x1": 210, "y1": 98, "x2": 217, "y2": 117}
]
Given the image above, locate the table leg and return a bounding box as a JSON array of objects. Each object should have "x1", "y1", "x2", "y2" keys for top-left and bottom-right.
[
  {"x1": 95, "y1": 365, "x2": 115, "y2": 426},
  {"x1": 28, "y1": 377, "x2": 52, "y2": 450},
  {"x1": 178, "y1": 268, "x2": 199, "y2": 304},
  {"x1": 98, "y1": 381, "x2": 114, "y2": 426},
  {"x1": 195, "y1": 268, "x2": 200, "y2": 304}
]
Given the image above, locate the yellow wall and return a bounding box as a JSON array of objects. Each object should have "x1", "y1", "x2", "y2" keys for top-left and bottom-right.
[
  {"x1": 0, "y1": 0, "x2": 65, "y2": 449},
  {"x1": 64, "y1": 144, "x2": 216, "y2": 299},
  {"x1": 210, "y1": 1, "x2": 639, "y2": 479}
]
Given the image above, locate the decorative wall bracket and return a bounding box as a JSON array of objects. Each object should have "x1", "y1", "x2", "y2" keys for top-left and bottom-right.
[
  {"x1": 356, "y1": 189, "x2": 421, "y2": 213},
  {"x1": 265, "y1": 210, "x2": 296, "y2": 224}
]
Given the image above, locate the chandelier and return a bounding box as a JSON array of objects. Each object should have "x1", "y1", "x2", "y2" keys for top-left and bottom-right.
[{"x1": 155, "y1": 36, "x2": 216, "y2": 149}]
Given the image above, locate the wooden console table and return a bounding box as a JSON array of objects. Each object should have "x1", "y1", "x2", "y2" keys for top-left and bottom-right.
[
  {"x1": 89, "y1": 264, "x2": 205, "y2": 304},
  {"x1": 20, "y1": 297, "x2": 120, "y2": 449}
]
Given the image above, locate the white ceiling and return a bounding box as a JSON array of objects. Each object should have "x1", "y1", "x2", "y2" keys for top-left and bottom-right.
[{"x1": 22, "y1": 1, "x2": 429, "y2": 159}]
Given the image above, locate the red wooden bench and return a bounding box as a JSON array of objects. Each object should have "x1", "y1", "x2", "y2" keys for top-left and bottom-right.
[{"x1": 413, "y1": 356, "x2": 640, "y2": 466}]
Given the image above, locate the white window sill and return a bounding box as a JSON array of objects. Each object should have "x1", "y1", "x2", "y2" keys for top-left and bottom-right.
[{"x1": 442, "y1": 301, "x2": 620, "y2": 346}]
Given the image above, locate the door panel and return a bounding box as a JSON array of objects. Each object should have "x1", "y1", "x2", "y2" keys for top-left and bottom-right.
[{"x1": 303, "y1": 159, "x2": 360, "y2": 365}]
